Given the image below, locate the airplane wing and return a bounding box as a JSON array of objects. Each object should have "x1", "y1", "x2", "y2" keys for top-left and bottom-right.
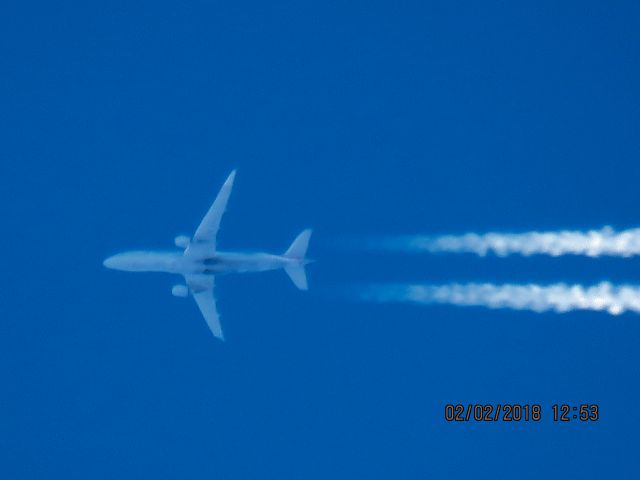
[
  {"x1": 186, "y1": 274, "x2": 224, "y2": 340},
  {"x1": 185, "y1": 170, "x2": 236, "y2": 257}
]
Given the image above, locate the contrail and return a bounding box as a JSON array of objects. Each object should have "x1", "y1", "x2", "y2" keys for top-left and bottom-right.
[
  {"x1": 378, "y1": 226, "x2": 640, "y2": 257},
  {"x1": 360, "y1": 282, "x2": 640, "y2": 315}
]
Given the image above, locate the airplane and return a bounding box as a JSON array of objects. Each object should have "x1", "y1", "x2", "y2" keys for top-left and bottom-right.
[{"x1": 103, "y1": 170, "x2": 312, "y2": 341}]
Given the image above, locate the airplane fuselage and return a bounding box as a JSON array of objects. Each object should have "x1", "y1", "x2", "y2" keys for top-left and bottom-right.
[{"x1": 103, "y1": 250, "x2": 298, "y2": 275}]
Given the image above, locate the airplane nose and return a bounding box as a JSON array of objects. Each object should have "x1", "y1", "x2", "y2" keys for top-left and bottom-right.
[{"x1": 103, "y1": 255, "x2": 118, "y2": 269}]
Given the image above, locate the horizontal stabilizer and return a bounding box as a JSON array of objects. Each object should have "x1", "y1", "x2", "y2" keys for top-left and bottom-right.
[
  {"x1": 284, "y1": 229, "x2": 312, "y2": 260},
  {"x1": 284, "y1": 264, "x2": 308, "y2": 291}
]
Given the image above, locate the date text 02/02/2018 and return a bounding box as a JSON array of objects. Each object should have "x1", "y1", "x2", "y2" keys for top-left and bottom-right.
[{"x1": 444, "y1": 404, "x2": 599, "y2": 422}]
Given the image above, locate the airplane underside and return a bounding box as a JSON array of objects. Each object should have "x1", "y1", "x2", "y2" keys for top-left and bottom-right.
[{"x1": 104, "y1": 170, "x2": 312, "y2": 341}]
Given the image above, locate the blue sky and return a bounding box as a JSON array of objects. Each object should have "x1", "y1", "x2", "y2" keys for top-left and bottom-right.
[{"x1": 1, "y1": 1, "x2": 639, "y2": 478}]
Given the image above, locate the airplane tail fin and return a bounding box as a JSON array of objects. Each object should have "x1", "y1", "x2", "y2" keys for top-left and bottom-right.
[{"x1": 283, "y1": 229, "x2": 312, "y2": 290}]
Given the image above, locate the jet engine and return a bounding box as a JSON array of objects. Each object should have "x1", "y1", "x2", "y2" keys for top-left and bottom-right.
[
  {"x1": 174, "y1": 235, "x2": 191, "y2": 248},
  {"x1": 171, "y1": 285, "x2": 189, "y2": 297}
]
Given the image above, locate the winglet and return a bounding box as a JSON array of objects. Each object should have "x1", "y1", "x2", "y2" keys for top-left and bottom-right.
[{"x1": 225, "y1": 169, "x2": 237, "y2": 187}]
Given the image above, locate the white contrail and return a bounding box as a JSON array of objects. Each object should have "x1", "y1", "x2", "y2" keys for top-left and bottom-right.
[
  {"x1": 381, "y1": 226, "x2": 640, "y2": 257},
  {"x1": 360, "y1": 282, "x2": 640, "y2": 315}
]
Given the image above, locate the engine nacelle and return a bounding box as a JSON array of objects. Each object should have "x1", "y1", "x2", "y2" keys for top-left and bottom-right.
[
  {"x1": 174, "y1": 235, "x2": 191, "y2": 248},
  {"x1": 171, "y1": 285, "x2": 189, "y2": 297}
]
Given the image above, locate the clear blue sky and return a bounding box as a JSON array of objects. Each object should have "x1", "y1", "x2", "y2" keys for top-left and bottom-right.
[{"x1": 1, "y1": 1, "x2": 639, "y2": 478}]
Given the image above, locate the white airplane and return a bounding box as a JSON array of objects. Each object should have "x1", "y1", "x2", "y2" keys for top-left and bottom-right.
[{"x1": 103, "y1": 171, "x2": 312, "y2": 340}]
